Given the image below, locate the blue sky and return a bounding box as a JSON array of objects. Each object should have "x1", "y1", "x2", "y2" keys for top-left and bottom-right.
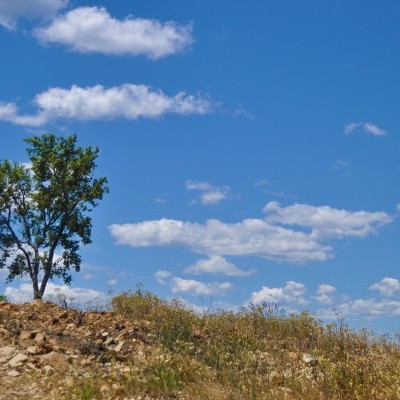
[{"x1": 1, "y1": 0, "x2": 400, "y2": 333}]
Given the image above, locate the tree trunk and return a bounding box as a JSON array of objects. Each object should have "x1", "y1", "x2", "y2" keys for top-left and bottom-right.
[
  {"x1": 39, "y1": 264, "x2": 52, "y2": 299},
  {"x1": 32, "y1": 273, "x2": 42, "y2": 300},
  {"x1": 33, "y1": 290, "x2": 42, "y2": 300}
]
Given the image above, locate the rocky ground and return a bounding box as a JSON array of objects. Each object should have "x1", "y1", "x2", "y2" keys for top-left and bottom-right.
[
  {"x1": 0, "y1": 299, "x2": 156, "y2": 400},
  {"x1": 3, "y1": 295, "x2": 399, "y2": 400}
]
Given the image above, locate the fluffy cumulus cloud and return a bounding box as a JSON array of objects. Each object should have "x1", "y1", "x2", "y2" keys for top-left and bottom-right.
[
  {"x1": 263, "y1": 201, "x2": 393, "y2": 241},
  {"x1": 313, "y1": 284, "x2": 336, "y2": 305},
  {"x1": 110, "y1": 202, "x2": 392, "y2": 264},
  {"x1": 186, "y1": 180, "x2": 230, "y2": 205},
  {"x1": 344, "y1": 122, "x2": 387, "y2": 136},
  {"x1": 183, "y1": 256, "x2": 254, "y2": 277},
  {"x1": 154, "y1": 270, "x2": 172, "y2": 284},
  {"x1": 155, "y1": 270, "x2": 232, "y2": 296},
  {"x1": 171, "y1": 277, "x2": 232, "y2": 296},
  {"x1": 5, "y1": 282, "x2": 109, "y2": 306},
  {"x1": 110, "y1": 217, "x2": 331, "y2": 264},
  {"x1": 0, "y1": 0, "x2": 66, "y2": 29},
  {"x1": 251, "y1": 281, "x2": 308, "y2": 305},
  {"x1": 370, "y1": 277, "x2": 400, "y2": 297},
  {"x1": 0, "y1": 84, "x2": 213, "y2": 127},
  {"x1": 34, "y1": 6, "x2": 192, "y2": 59}
]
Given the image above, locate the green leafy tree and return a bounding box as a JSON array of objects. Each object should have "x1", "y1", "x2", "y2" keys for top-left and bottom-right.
[{"x1": 0, "y1": 134, "x2": 108, "y2": 300}]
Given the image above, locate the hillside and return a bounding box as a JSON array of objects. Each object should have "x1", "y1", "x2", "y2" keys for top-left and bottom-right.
[{"x1": 1, "y1": 290, "x2": 400, "y2": 400}]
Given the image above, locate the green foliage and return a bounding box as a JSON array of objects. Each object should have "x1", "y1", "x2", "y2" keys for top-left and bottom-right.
[
  {"x1": 0, "y1": 134, "x2": 108, "y2": 299},
  {"x1": 0, "y1": 294, "x2": 7, "y2": 302}
]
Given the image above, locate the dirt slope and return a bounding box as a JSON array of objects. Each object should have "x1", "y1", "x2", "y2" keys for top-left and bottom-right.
[{"x1": 0, "y1": 300, "x2": 154, "y2": 400}]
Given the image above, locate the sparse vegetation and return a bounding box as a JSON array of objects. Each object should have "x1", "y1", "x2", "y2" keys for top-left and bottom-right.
[
  {"x1": 2, "y1": 287, "x2": 400, "y2": 399},
  {"x1": 73, "y1": 288, "x2": 400, "y2": 400},
  {"x1": 0, "y1": 294, "x2": 7, "y2": 302}
]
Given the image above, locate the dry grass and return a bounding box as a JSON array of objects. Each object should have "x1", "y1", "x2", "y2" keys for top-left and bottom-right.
[{"x1": 76, "y1": 288, "x2": 400, "y2": 400}]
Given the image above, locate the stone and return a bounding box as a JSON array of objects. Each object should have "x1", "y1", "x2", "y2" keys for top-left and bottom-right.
[
  {"x1": 7, "y1": 369, "x2": 21, "y2": 377},
  {"x1": 57, "y1": 310, "x2": 69, "y2": 319},
  {"x1": 301, "y1": 353, "x2": 316, "y2": 365},
  {"x1": 64, "y1": 376, "x2": 75, "y2": 388},
  {"x1": 40, "y1": 351, "x2": 70, "y2": 370},
  {"x1": 104, "y1": 336, "x2": 115, "y2": 346},
  {"x1": 34, "y1": 332, "x2": 46, "y2": 345},
  {"x1": 269, "y1": 370, "x2": 284, "y2": 385},
  {"x1": 43, "y1": 365, "x2": 53, "y2": 373},
  {"x1": 0, "y1": 346, "x2": 16, "y2": 359},
  {"x1": 8, "y1": 352, "x2": 28, "y2": 367},
  {"x1": 114, "y1": 341, "x2": 124, "y2": 352},
  {"x1": 19, "y1": 330, "x2": 32, "y2": 341},
  {"x1": 26, "y1": 346, "x2": 39, "y2": 355}
]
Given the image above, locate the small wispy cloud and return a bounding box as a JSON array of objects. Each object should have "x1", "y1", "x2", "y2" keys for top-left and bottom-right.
[
  {"x1": 254, "y1": 179, "x2": 270, "y2": 187},
  {"x1": 232, "y1": 106, "x2": 254, "y2": 119},
  {"x1": 344, "y1": 122, "x2": 387, "y2": 136},
  {"x1": 185, "y1": 180, "x2": 230, "y2": 205},
  {"x1": 334, "y1": 160, "x2": 350, "y2": 171},
  {"x1": 183, "y1": 256, "x2": 254, "y2": 277},
  {"x1": 155, "y1": 270, "x2": 232, "y2": 296},
  {"x1": 155, "y1": 197, "x2": 169, "y2": 204}
]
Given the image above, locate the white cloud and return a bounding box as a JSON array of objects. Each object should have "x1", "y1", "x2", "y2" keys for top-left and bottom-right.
[
  {"x1": 316, "y1": 284, "x2": 336, "y2": 295},
  {"x1": 0, "y1": 0, "x2": 66, "y2": 30},
  {"x1": 183, "y1": 256, "x2": 254, "y2": 277},
  {"x1": 251, "y1": 281, "x2": 308, "y2": 305},
  {"x1": 155, "y1": 270, "x2": 172, "y2": 284},
  {"x1": 370, "y1": 277, "x2": 400, "y2": 297},
  {"x1": 186, "y1": 180, "x2": 230, "y2": 205},
  {"x1": 263, "y1": 201, "x2": 393, "y2": 240},
  {"x1": 110, "y1": 217, "x2": 332, "y2": 264},
  {"x1": 171, "y1": 277, "x2": 232, "y2": 296},
  {"x1": 107, "y1": 278, "x2": 117, "y2": 286},
  {"x1": 0, "y1": 84, "x2": 213, "y2": 127},
  {"x1": 34, "y1": 6, "x2": 192, "y2": 59},
  {"x1": 5, "y1": 282, "x2": 109, "y2": 305},
  {"x1": 155, "y1": 270, "x2": 232, "y2": 296},
  {"x1": 0, "y1": 102, "x2": 48, "y2": 127},
  {"x1": 344, "y1": 122, "x2": 387, "y2": 136},
  {"x1": 254, "y1": 179, "x2": 270, "y2": 187},
  {"x1": 334, "y1": 160, "x2": 350, "y2": 172},
  {"x1": 320, "y1": 298, "x2": 400, "y2": 320},
  {"x1": 110, "y1": 202, "x2": 392, "y2": 264},
  {"x1": 155, "y1": 197, "x2": 169, "y2": 204},
  {"x1": 314, "y1": 284, "x2": 336, "y2": 305}
]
